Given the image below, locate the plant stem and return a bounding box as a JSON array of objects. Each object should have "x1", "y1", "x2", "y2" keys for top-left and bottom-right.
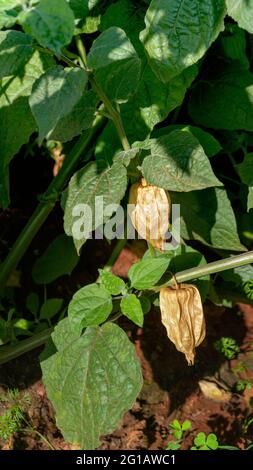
[
  {"x1": 0, "y1": 328, "x2": 53, "y2": 365},
  {"x1": 1, "y1": 251, "x2": 253, "y2": 365},
  {"x1": 151, "y1": 250, "x2": 253, "y2": 291},
  {"x1": 0, "y1": 117, "x2": 105, "y2": 289},
  {"x1": 76, "y1": 36, "x2": 130, "y2": 151}
]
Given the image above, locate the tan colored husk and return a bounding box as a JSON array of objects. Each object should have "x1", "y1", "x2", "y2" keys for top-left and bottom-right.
[
  {"x1": 159, "y1": 283, "x2": 206, "y2": 365},
  {"x1": 129, "y1": 178, "x2": 171, "y2": 251}
]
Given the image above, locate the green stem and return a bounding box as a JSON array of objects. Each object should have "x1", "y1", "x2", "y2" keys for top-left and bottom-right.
[
  {"x1": 151, "y1": 250, "x2": 253, "y2": 291},
  {"x1": 23, "y1": 417, "x2": 56, "y2": 450},
  {"x1": 0, "y1": 117, "x2": 105, "y2": 289},
  {"x1": 76, "y1": 36, "x2": 130, "y2": 151},
  {"x1": 0, "y1": 327, "x2": 53, "y2": 365},
  {"x1": 1, "y1": 251, "x2": 253, "y2": 365}
]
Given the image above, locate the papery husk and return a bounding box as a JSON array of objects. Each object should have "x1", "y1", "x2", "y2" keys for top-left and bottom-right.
[
  {"x1": 129, "y1": 178, "x2": 171, "y2": 251},
  {"x1": 159, "y1": 283, "x2": 206, "y2": 365}
]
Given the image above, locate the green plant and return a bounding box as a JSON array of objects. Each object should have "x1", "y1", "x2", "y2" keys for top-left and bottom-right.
[
  {"x1": 0, "y1": 389, "x2": 26, "y2": 441},
  {"x1": 191, "y1": 432, "x2": 219, "y2": 451},
  {"x1": 1, "y1": 0, "x2": 253, "y2": 450},
  {"x1": 0, "y1": 388, "x2": 55, "y2": 449},
  {"x1": 214, "y1": 337, "x2": 240, "y2": 360},
  {"x1": 166, "y1": 419, "x2": 191, "y2": 450}
]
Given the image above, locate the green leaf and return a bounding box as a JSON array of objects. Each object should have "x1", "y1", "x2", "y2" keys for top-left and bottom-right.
[
  {"x1": 128, "y1": 258, "x2": 170, "y2": 290},
  {"x1": 139, "y1": 296, "x2": 151, "y2": 315},
  {"x1": 29, "y1": 65, "x2": 87, "y2": 143},
  {"x1": 0, "y1": 0, "x2": 23, "y2": 29},
  {"x1": 68, "y1": 283, "x2": 113, "y2": 328},
  {"x1": 62, "y1": 161, "x2": 127, "y2": 254},
  {"x1": 182, "y1": 420, "x2": 191, "y2": 431},
  {"x1": 68, "y1": 0, "x2": 100, "y2": 20},
  {"x1": 170, "y1": 419, "x2": 181, "y2": 430},
  {"x1": 100, "y1": 0, "x2": 197, "y2": 140},
  {"x1": 226, "y1": 0, "x2": 253, "y2": 34},
  {"x1": 166, "y1": 441, "x2": 181, "y2": 450},
  {"x1": 122, "y1": 65, "x2": 197, "y2": 142},
  {"x1": 219, "y1": 24, "x2": 249, "y2": 69},
  {"x1": 142, "y1": 130, "x2": 222, "y2": 191},
  {"x1": 120, "y1": 294, "x2": 144, "y2": 327},
  {"x1": 87, "y1": 27, "x2": 141, "y2": 103},
  {"x1": 140, "y1": 0, "x2": 226, "y2": 82},
  {"x1": 235, "y1": 154, "x2": 253, "y2": 186},
  {"x1": 189, "y1": 63, "x2": 253, "y2": 130},
  {"x1": 20, "y1": 0, "x2": 75, "y2": 55},
  {"x1": 206, "y1": 433, "x2": 219, "y2": 450},
  {"x1": 0, "y1": 30, "x2": 34, "y2": 79},
  {"x1": 98, "y1": 269, "x2": 126, "y2": 296},
  {"x1": 194, "y1": 432, "x2": 206, "y2": 447},
  {"x1": 32, "y1": 234, "x2": 79, "y2": 284},
  {"x1": 0, "y1": 50, "x2": 54, "y2": 207},
  {"x1": 49, "y1": 90, "x2": 98, "y2": 143},
  {"x1": 171, "y1": 187, "x2": 245, "y2": 251},
  {"x1": 152, "y1": 125, "x2": 221, "y2": 158},
  {"x1": 248, "y1": 187, "x2": 253, "y2": 211},
  {"x1": 113, "y1": 148, "x2": 139, "y2": 167},
  {"x1": 40, "y1": 298, "x2": 63, "y2": 320},
  {"x1": 41, "y1": 321, "x2": 143, "y2": 449},
  {"x1": 26, "y1": 292, "x2": 40, "y2": 316},
  {"x1": 220, "y1": 264, "x2": 253, "y2": 286},
  {"x1": 88, "y1": 26, "x2": 138, "y2": 69},
  {"x1": 143, "y1": 245, "x2": 210, "y2": 301}
]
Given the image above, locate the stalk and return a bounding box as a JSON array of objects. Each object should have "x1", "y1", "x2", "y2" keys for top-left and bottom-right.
[
  {"x1": 151, "y1": 250, "x2": 253, "y2": 291},
  {"x1": 1, "y1": 251, "x2": 253, "y2": 365},
  {"x1": 0, "y1": 117, "x2": 105, "y2": 289}
]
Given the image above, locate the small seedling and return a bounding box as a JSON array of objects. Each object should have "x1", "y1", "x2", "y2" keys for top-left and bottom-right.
[
  {"x1": 166, "y1": 419, "x2": 191, "y2": 450},
  {"x1": 214, "y1": 337, "x2": 240, "y2": 360},
  {"x1": 191, "y1": 432, "x2": 219, "y2": 450}
]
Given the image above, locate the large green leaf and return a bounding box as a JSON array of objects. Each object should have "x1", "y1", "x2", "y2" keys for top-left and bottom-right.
[
  {"x1": 0, "y1": 50, "x2": 54, "y2": 207},
  {"x1": 226, "y1": 0, "x2": 253, "y2": 34},
  {"x1": 120, "y1": 294, "x2": 144, "y2": 327},
  {"x1": 189, "y1": 64, "x2": 253, "y2": 130},
  {"x1": 141, "y1": 130, "x2": 222, "y2": 191},
  {"x1": 41, "y1": 321, "x2": 142, "y2": 449},
  {"x1": 248, "y1": 187, "x2": 253, "y2": 211},
  {"x1": 87, "y1": 27, "x2": 141, "y2": 103},
  {"x1": 235, "y1": 154, "x2": 253, "y2": 186},
  {"x1": 0, "y1": 0, "x2": 23, "y2": 29},
  {"x1": 49, "y1": 90, "x2": 98, "y2": 143},
  {"x1": 140, "y1": 0, "x2": 226, "y2": 82},
  {"x1": 19, "y1": 0, "x2": 75, "y2": 55},
  {"x1": 99, "y1": 0, "x2": 197, "y2": 141},
  {"x1": 152, "y1": 125, "x2": 221, "y2": 158},
  {"x1": 128, "y1": 258, "x2": 170, "y2": 290},
  {"x1": 171, "y1": 188, "x2": 245, "y2": 251},
  {"x1": 121, "y1": 64, "x2": 197, "y2": 142},
  {"x1": 219, "y1": 24, "x2": 249, "y2": 69},
  {"x1": 62, "y1": 161, "x2": 127, "y2": 254},
  {"x1": 68, "y1": 0, "x2": 100, "y2": 20},
  {"x1": 0, "y1": 30, "x2": 34, "y2": 79},
  {"x1": 32, "y1": 234, "x2": 79, "y2": 284},
  {"x1": 29, "y1": 65, "x2": 87, "y2": 143},
  {"x1": 68, "y1": 283, "x2": 112, "y2": 328},
  {"x1": 220, "y1": 263, "x2": 253, "y2": 286}
]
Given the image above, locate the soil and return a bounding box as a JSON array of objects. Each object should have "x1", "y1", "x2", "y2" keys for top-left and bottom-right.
[
  {"x1": 1, "y1": 153, "x2": 253, "y2": 450},
  {"x1": 1, "y1": 243, "x2": 253, "y2": 450}
]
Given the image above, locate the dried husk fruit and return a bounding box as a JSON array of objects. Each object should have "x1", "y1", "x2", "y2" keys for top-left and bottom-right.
[
  {"x1": 159, "y1": 283, "x2": 206, "y2": 365},
  {"x1": 129, "y1": 178, "x2": 171, "y2": 251}
]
